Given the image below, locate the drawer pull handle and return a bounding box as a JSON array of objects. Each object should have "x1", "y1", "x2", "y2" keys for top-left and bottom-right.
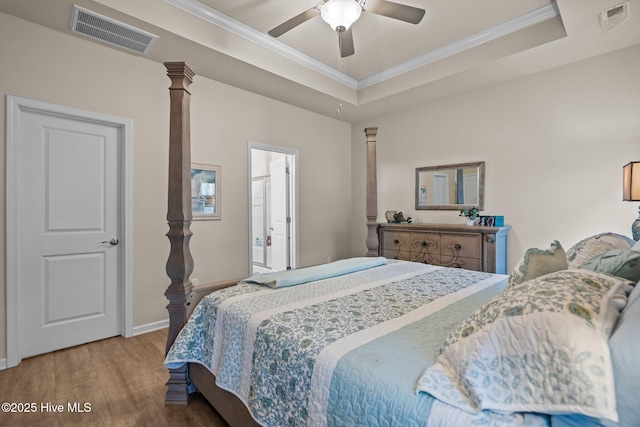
[
  {"x1": 394, "y1": 239, "x2": 399, "y2": 244},
  {"x1": 454, "y1": 243, "x2": 461, "y2": 250},
  {"x1": 421, "y1": 241, "x2": 427, "y2": 247}
]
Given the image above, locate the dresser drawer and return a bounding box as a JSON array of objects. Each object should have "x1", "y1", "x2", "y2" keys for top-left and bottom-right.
[
  {"x1": 449, "y1": 256, "x2": 483, "y2": 272},
  {"x1": 440, "y1": 233, "x2": 482, "y2": 259},
  {"x1": 381, "y1": 231, "x2": 411, "y2": 251},
  {"x1": 410, "y1": 232, "x2": 440, "y2": 254},
  {"x1": 381, "y1": 248, "x2": 412, "y2": 261}
]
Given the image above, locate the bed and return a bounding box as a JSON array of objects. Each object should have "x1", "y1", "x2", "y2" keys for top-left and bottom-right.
[{"x1": 161, "y1": 63, "x2": 640, "y2": 427}]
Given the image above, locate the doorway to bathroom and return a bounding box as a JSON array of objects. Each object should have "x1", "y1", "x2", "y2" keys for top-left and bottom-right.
[{"x1": 248, "y1": 142, "x2": 297, "y2": 275}]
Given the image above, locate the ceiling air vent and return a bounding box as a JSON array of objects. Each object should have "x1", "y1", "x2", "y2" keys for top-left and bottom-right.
[
  {"x1": 71, "y1": 5, "x2": 158, "y2": 54},
  {"x1": 599, "y1": 2, "x2": 629, "y2": 33}
]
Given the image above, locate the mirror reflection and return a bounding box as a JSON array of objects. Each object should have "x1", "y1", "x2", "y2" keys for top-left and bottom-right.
[{"x1": 415, "y1": 161, "x2": 485, "y2": 210}]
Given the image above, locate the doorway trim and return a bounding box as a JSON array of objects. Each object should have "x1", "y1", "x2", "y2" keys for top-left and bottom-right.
[
  {"x1": 247, "y1": 141, "x2": 298, "y2": 274},
  {"x1": 5, "y1": 95, "x2": 133, "y2": 368}
]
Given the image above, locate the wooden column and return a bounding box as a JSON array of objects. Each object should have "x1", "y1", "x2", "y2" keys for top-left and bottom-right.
[
  {"x1": 365, "y1": 127, "x2": 379, "y2": 256},
  {"x1": 164, "y1": 62, "x2": 195, "y2": 405}
]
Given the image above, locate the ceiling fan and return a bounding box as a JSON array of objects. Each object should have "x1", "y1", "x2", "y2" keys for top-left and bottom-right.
[{"x1": 268, "y1": 0, "x2": 426, "y2": 58}]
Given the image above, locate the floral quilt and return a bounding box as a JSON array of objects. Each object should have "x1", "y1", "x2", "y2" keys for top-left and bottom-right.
[{"x1": 165, "y1": 260, "x2": 511, "y2": 427}]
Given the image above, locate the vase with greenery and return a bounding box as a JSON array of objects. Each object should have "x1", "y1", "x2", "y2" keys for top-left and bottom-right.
[{"x1": 460, "y1": 207, "x2": 479, "y2": 225}]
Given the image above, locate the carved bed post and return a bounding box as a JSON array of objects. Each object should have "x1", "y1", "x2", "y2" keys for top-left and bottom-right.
[
  {"x1": 365, "y1": 127, "x2": 379, "y2": 256},
  {"x1": 164, "y1": 62, "x2": 196, "y2": 405}
]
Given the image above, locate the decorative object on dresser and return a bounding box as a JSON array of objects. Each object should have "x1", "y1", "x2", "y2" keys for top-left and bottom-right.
[
  {"x1": 385, "y1": 210, "x2": 412, "y2": 223},
  {"x1": 415, "y1": 161, "x2": 485, "y2": 210},
  {"x1": 459, "y1": 207, "x2": 479, "y2": 226},
  {"x1": 478, "y1": 215, "x2": 504, "y2": 227},
  {"x1": 378, "y1": 223, "x2": 511, "y2": 273},
  {"x1": 385, "y1": 210, "x2": 397, "y2": 222},
  {"x1": 622, "y1": 161, "x2": 640, "y2": 240}
]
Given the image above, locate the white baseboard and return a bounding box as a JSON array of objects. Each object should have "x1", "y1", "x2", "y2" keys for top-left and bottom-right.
[
  {"x1": 0, "y1": 358, "x2": 7, "y2": 371},
  {"x1": 132, "y1": 319, "x2": 169, "y2": 336}
]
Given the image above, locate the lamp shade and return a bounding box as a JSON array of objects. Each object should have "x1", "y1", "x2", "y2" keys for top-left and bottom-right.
[
  {"x1": 623, "y1": 162, "x2": 640, "y2": 201},
  {"x1": 321, "y1": 0, "x2": 362, "y2": 31}
]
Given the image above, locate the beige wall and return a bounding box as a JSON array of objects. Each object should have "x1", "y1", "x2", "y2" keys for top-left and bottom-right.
[
  {"x1": 351, "y1": 43, "x2": 640, "y2": 269},
  {"x1": 3, "y1": 9, "x2": 639, "y2": 364},
  {"x1": 0, "y1": 12, "x2": 352, "y2": 360}
]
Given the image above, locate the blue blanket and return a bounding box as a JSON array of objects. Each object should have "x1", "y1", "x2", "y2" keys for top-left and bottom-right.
[{"x1": 239, "y1": 256, "x2": 387, "y2": 288}]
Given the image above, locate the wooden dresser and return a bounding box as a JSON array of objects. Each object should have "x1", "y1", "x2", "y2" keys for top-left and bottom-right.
[{"x1": 378, "y1": 223, "x2": 511, "y2": 274}]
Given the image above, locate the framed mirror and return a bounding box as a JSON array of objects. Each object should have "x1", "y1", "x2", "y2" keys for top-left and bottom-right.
[{"x1": 415, "y1": 161, "x2": 485, "y2": 210}]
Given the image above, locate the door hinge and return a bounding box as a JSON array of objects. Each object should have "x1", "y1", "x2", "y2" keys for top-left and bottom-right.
[{"x1": 286, "y1": 217, "x2": 291, "y2": 223}]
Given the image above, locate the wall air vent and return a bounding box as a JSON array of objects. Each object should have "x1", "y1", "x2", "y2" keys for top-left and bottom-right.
[{"x1": 71, "y1": 5, "x2": 158, "y2": 54}]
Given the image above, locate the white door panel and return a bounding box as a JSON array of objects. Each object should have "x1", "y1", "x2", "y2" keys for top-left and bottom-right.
[
  {"x1": 463, "y1": 173, "x2": 478, "y2": 205},
  {"x1": 433, "y1": 174, "x2": 449, "y2": 204},
  {"x1": 18, "y1": 109, "x2": 120, "y2": 358},
  {"x1": 46, "y1": 128, "x2": 106, "y2": 231},
  {"x1": 270, "y1": 156, "x2": 290, "y2": 271},
  {"x1": 44, "y1": 253, "x2": 106, "y2": 324}
]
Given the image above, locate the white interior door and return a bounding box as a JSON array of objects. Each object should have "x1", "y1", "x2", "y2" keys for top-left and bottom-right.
[
  {"x1": 433, "y1": 174, "x2": 449, "y2": 204},
  {"x1": 270, "y1": 156, "x2": 290, "y2": 271},
  {"x1": 463, "y1": 173, "x2": 479, "y2": 205},
  {"x1": 16, "y1": 108, "x2": 122, "y2": 358},
  {"x1": 251, "y1": 178, "x2": 266, "y2": 266}
]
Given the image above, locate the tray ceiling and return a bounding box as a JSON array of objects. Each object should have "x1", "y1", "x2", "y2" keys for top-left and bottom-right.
[{"x1": 1, "y1": 0, "x2": 639, "y2": 122}]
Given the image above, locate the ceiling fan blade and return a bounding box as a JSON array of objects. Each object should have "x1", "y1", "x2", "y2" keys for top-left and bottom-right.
[
  {"x1": 365, "y1": 0, "x2": 425, "y2": 24},
  {"x1": 338, "y1": 27, "x2": 355, "y2": 57},
  {"x1": 268, "y1": 7, "x2": 320, "y2": 37}
]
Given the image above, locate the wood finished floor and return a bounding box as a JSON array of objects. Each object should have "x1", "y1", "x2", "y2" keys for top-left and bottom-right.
[{"x1": 0, "y1": 329, "x2": 229, "y2": 427}]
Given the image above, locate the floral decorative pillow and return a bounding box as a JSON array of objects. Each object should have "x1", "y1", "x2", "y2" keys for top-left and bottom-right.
[
  {"x1": 416, "y1": 269, "x2": 633, "y2": 422},
  {"x1": 507, "y1": 240, "x2": 567, "y2": 288},
  {"x1": 566, "y1": 233, "x2": 634, "y2": 269}
]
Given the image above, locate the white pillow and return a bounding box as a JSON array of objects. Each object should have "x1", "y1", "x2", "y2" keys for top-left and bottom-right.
[{"x1": 416, "y1": 269, "x2": 632, "y2": 422}]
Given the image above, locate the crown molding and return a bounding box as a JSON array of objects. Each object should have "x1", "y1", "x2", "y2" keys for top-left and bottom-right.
[
  {"x1": 165, "y1": 0, "x2": 558, "y2": 91},
  {"x1": 358, "y1": 3, "x2": 559, "y2": 89},
  {"x1": 165, "y1": 0, "x2": 358, "y2": 89}
]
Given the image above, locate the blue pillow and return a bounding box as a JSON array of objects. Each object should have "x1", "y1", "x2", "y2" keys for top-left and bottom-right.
[
  {"x1": 604, "y1": 283, "x2": 640, "y2": 427},
  {"x1": 580, "y1": 248, "x2": 640, "y2": 282}
]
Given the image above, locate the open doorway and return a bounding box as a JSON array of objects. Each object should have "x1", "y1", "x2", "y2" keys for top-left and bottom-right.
[{"x1": 248, "y1": 142, "x2": 297, "y2": 275}]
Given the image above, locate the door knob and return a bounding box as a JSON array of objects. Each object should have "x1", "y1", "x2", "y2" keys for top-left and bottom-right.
[{"x1": 101, "y1": 238, "x2": 119, "y2": 246}]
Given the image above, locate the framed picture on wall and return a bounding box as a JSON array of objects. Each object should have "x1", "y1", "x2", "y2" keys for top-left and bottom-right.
[{"x1": 191, "y1": 163, "x2": 221, "y2": 220}]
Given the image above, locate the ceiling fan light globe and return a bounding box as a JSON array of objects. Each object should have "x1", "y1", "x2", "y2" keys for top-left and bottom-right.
[{"x1": 321, "y1": 0, "x2": 362, "y2": 31}]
